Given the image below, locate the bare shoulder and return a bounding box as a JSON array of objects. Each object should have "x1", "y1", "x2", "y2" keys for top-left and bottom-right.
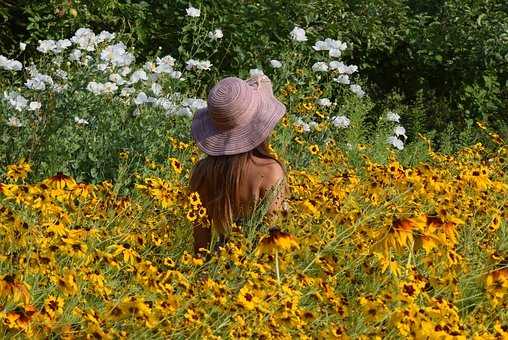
[{"x1": 258, "y1": 159, "x2": 285, "y2": 189}]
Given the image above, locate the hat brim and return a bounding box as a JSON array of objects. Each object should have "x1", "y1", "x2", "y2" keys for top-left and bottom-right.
[{"x1": 191, "y1": 92, "x2": 286, "y2": 156}]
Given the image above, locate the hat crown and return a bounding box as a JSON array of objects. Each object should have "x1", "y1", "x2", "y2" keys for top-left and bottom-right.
[{"x1": 207, "y1": 77, "x2": 258, "y2": 130}]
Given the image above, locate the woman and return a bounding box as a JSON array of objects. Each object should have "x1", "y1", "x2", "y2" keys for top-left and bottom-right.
[{"x1": 189, "y1": 74, "x2": 287, "y2": 253}]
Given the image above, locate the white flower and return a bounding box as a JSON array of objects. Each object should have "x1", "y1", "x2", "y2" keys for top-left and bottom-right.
[
  {"x1": 183, "y1": 98, "x2": 207, "y2": 111},
  {"x1": 169, "y1": 70, "x2": 182, "y2": 79},
  {"x1": 103, "y1": 82, "x2": 118, "y2": 93},
  {"x1": 55, "y1": 69, "x2": 68, "y2": 79},
  {"x1": 129, "y1": 69, "x2": 148, "y2": 84},
  {"x1": 290, "y1": 26, "x2": 307, "y2": 42},
  {"x1": 155, "y1": 63, "x2": 172, "y2": 74},
  {"x1": 316, "y1": 98, "x2": 332, "y2": 107},
  {"x1": 86, "y1": 81, "x2": 105, "y2": 95},
  {"x1": 19, "y1": 42, "x2": 27, "y2": 51},
  {"x1": 71, "y1": 28, "x2": 96, "y2": 51},
  {"x1": 176, "y1": 106, "x2": 193, "y2": 117},
  {"x1": 386, "y1": 111, "x2": 400, "y2": 122},
  {"x1": 350, "y1": 84, "x2": 365, "y2": 97},
  {"x1": 329, "y1": 60, "x2": 346, "y2": 72},
  {"x1": 74, "y1": 116, "x2": 89, "y2": 125},
  {"x1": 313, "y1": 38, "x2": 347, "y2": 51},
  {"x1": 344, "y1": 65, "x2": 358, "y2": 74},
  {"x1": 109, "y1": 73, "x2": 125, "y2": 85},
  {"x1": 100, "y1": 42, "x2": 134, "y2": 67},
  {"x1": 151, "y1": 83, "x2": 162, "y2": 96},
  {"x1": 196, "y1": 60, "x2": 212, "y2": 70},
  {"x1": 0, "y1": 55, "x2": 22, "y2": 71},
  {"x1": 249, "y1": 68, "x2": 264, "y2": 77},
  {"x1": 394, "y1": 126, "x2": 406, "y2": 138},
  {"x1": 311, "y1": 62, "x2": 328, "y2": 72},
  {"x1": 120, "y1": 66, "x2": 131, "y2": 77},
  {"x1": 53, "y1": 39, "x2": 72, "y2": 53},
  {"x1": 157, "y1": 55, "x2": 176, "y2": 67},
  {"x1": 134, "y1": 91, "x2": 148, "y2": 105},
  {"x1": 25, "y1": 73, "x2": 53, "y2": 91},
  {"x1": 37, "y1": 40, "x2": 57, "y2": 53},
  {"x1": 97, "y1": 63, "x2": 108, "y2": 71},
  {"x1": 155, "y1": 98, "x2": 176, "y2": 110},
  {"x1": 28, "y1": 101, "x2": 41, "y2": 111},
  {"x1": 208, "y1": 28, "x2": 223, "y2": 40},
  {"x1": 388, "y1": 136, "x2": 404, "y2": 150},
  {"x1": 333, "y1": 74, "x2": 350, "y2": 85},
  {"x1": 186, "y1": 59, "x2": 212, "y2": 71},
  {"x1": 331, "y1": 115, "x2": 350, "y2": 128},
  {"x1": 270, "y1": 59, "x2": 282, "y2": 68},
  {"x1": 96, "y1": 31, "x2": 115, "y2": 43},
  {"x1": 120, "y1": 87, "x2": 135, "y2": 97},
  {"x1": 5, "y1": 92, "x2": 28, "y2": 111},
  {"x1": 329, "y1": 49, "x2": 341, "y2": 58},
  {"x1": 294, "y1": 118, "x2": 310, "y2": 132},
  {"x1": 69, "y1": 49, "x2": 82, "y2": 62},
  {"x1": 6, "y1": 116, "x2": 23, "y2": 127},
  {"x1": 186, "y1": 5, "x2": 201, "y2": 17}
]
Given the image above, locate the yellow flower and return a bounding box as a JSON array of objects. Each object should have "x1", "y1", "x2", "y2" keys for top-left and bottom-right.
[
  {"x1": 308, "y1": 144, "x2": 319, "y2": 155},
  {"x1": 169, "y1": 157, "x2": 183, "y2": 174},
  {"x1": 189, "y1": 192, "x2": 202, "y2": 206},
  {"x1": 6, "y1": 159, "x2": 31, "y2": 181},
  {"x1": 256, "y1": 228, "x2": 299, "y2": 255}
]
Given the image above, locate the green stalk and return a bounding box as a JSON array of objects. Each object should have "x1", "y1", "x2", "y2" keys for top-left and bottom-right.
[{"x1": 275, "y1": 250, "x2": 280, "y2": 284}]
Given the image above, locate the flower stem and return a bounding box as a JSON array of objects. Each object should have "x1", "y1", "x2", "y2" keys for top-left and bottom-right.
[{"x1": 275, "y1": 250, "x2": 280, "y2": 284}]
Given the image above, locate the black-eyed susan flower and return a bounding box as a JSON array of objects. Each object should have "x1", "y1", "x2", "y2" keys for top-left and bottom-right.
[
  {"x1": 6, "y1": 159, "x2": 31, "y2": 182},
  {"x1": 169, "y1": 158, "x2": 183, "y2": 174},
  {"x1": 308, "y1": 144, "x2": 319, "y2": 155}
]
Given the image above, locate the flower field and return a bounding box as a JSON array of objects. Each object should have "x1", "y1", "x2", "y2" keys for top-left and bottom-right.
[
  {"x1": 0, "y1": 138, "x2": 507, "y2": 338},
  {"x1": 1, "y1": 4, "x2": 508, "y2": 339}
]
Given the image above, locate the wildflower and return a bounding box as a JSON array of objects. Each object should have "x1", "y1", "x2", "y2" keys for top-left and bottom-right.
[
  {"x1": 70, "y1": 28, "x2": 97, "y2": 51},
  {"x1": 0, "y1": 55, "x2": 22, "y2": 71},
  {"x1": 6, "y1": 116, "x2": 23, "y2": 127},
  {"x1": 36, "y1": 39, "x2": 57, "y2": 53},
  {"x1": 312, "y1": 62, "x2": 328, "y2": 72},
  {"x1": 28, "y1": 101, "x2": 41, "y2": 111},
  {"x1": 386, "y1": 111, "x2": 400, "y2": 122},
  {"x1": 308, "y1": 144, "x2": 320, "y2": 155},
  {"x1": 290, "y1": 26, "x2": 307, "y2": 42},
  {"x1": 134, "y1": 92, "x2": 149, "y2": 105},
  {"x1": 129, "y1": 69, "x2": 148, "y2": 84},
  {"x1": 96, "y1": 30, "x2": 115, "y2": 43},
  {"x1": 394, "y1": 125, "x2": 407, "y2": 139},
  {"x1": 333, "y1": 74, "x2": 350, "y2": 84},
  {"x1": 257, "y1": 228, "x2": 299, "y2": 255},
  {"x1": 249, "y1": 68, "x2": 264, "y2": 77},
  {"x1": 186, "y1": 59, "x2": 212, "y2": 71},
  {"x1": 186, "y1": 210, "x2": 198, "y2": 222},
  {"x1": 208, "y1": 28, "x2": 223, "y2": 40},
  {"x1": 19, "y1": 42, "x2": 26, "y2": 51},
  {"x1": 74, "y1": 116, "x2": 89, "y2": 125},
  {"x1": 350, "y1": 84, "x2": 365, "y2": 97},
  {"x1": 387, "y1": 136, "x2": 404, "y2": 150},
  {"x1": 169, "y1": 158, "x2": 183, "y2": 174},
  {"x1": 316, "y1": 98, "x2": 332, "y2": 107},
  {"x1": 331, "y1": 115, "x2": 350, "y2": 128},
  {"x1": 189, "y1": 192, "x2": 202, "y2": 206},
  {"x1": 100, "y1": 42, "x2": 134, "y2": 67},
  {"x1": 42, "y1": 295, "x2": 65, "y2": 318},
  {"x1": 54, "y1": 270, "x2": 78, "y2": 295},
  {"x1": 186, "y1": 5, "x2": 201, "y2": 17},
  {"x1": 0, "y1": 274, "x2": 30, "y2": 304},
  {"x1": 270, "y1": 59, "x2": 282, "y2": 68},
  {"x1": 6, "y1": 159, "x2": 31, "y2": 181},
  {"x1": 237, "y1": 286, "x2": 261, "y2": 310}
]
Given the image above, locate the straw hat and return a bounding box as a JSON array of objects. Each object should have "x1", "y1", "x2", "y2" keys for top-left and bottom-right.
[{"x1": 191, "y1": 75, "x2": 286, "y2": 156}]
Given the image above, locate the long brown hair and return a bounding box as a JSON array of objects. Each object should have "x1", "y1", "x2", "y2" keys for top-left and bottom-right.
[{"x1": 189, "y1": 139, "x2": 283, "y2": 234}]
